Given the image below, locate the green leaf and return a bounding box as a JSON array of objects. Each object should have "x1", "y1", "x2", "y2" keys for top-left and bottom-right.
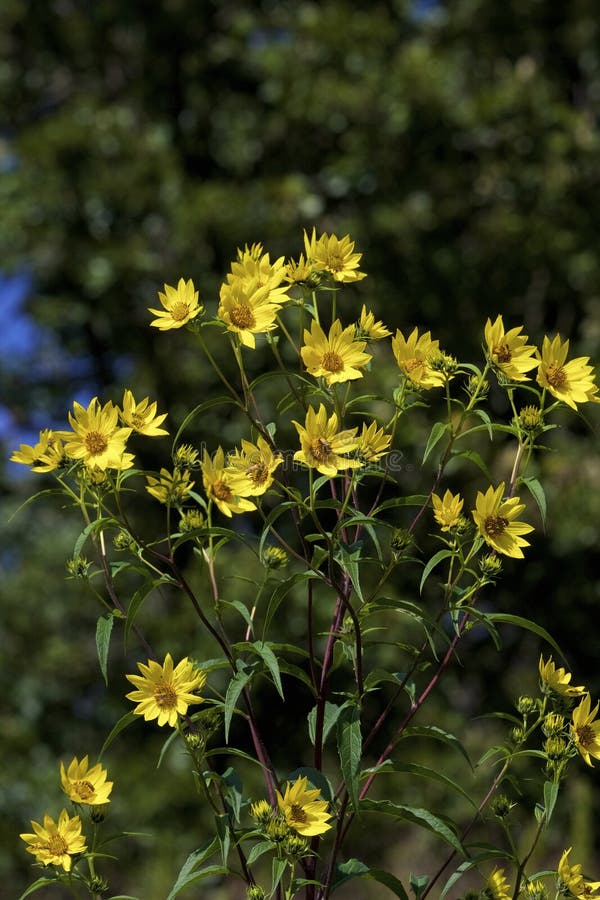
[
  {"x1": 220, "y1": 767, "x2": 243, "y2": 822},
  {"x1": 223, "y1": 664, "x2": 252, "y2": 742},
  {"x1": 360, "y1": 800, "x2": 465, "y2": 855},
  {"x1": 337, "y1": 704, "x2": 362, "y2": 813},
  {"x1": 422, "y1": 422, "x2": 449, "y2": 465},
  {"x1": 399, "y1": 725, "x2": 472, "y2": 768},
  {"x1": 439, "y1": 850, "x2": 512, "y2": 899},
  {"x1": 157, "y1": 727, "x2": 179, "y2": 768},
  {"x1": 246, "y1": 840, "x2": 274, "y2": 865},
  {"x1": 520, "y1": 475, "x2": 547, "y2": 529},
  {"x1": 164, "y1": 839, "x2": 220, "y2": 900},
  {"x1": 419, "y1": 549, "x2": 453, "y2": 594},
  {"x1": 99, "y1": 712, "x2": 138, "y2": 758},
  {"x1": 251, "y1": 641, "x2": 284, "y2": 699},
  {"x1": 307, "y1": 701, "x2": 344, "y2": 746},
  {"x1": 96, "y1": 614, "x2": 114, "y2": 685},
  {"x1": 271, "y1": 856, "x2": 288, "y2": 895},
  {"x1": 543, "y1": 780, "x2": 559, "y2": 826},
  {"x1": 485, "y1": 613, "x2": 562, "y2": 657},
  {"x1": 334, "y1": 541, "x2": 364, "y2": 602},
  {"x1": 18, "y1": 878, "x2": 62, "y2": 899},
  {"x1": 449, "y1": 448, "x2": 493, "y2": 480},
  {"x1": 361, "y1": 761, "x2": 476, "y2": 809},
  {"x1": 331, "y1": 859, "x2": 409, "y2": 898}
]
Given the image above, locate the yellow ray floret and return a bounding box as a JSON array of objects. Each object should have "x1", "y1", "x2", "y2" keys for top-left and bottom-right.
[
  {"x1": 471, "y1": 482, "x2": 533, "y2": 558},
  {"x1": 125, "y1": 652, "x2": 206, "y2": 728},
  {"x1": 20, "y1": 809, "x2": 87, "y2": 872},
  {"x1": 558, "y1": 847, "x2": 600, "y2": 897},
  {"x1": 303, "y1": 228, "x2": 366, "y2": 283},
  {"x1": 301, "y1": 318, "x2": 371, "y2": 385},
  {"x1": 392, "y1": 327, "x2": 445, "y2": 389},
  {"x1": 484, "y1": 315, "x2": 538, "y2": 382},
  {"x1": 226, "y1": 436, "x2": 283, "y2": 496},
  {"x1": 62, "y1": 398, "x2": 133, "y2": 471},
  {"x1": 218, "y1": 279, "x2": 281, "y2": 349},
  {"x1": 571, "y1": 693, "x2": 600, "y2": 767},
  {"x1": 120, "y1": 389, "x2": 168, "y2": 436},
  {"x1": 276, "y1": 775, "x2": 332, "y2": 836},
  {"x1": 536, "y1": 334, "x2": 600, "y2": 409},
  {"x1": 60, "y1": 755, "x2": 113, "y2": 806},
  {"x1": 538, "y1": 655, "x2": 586, "y2": 698},
  {"x1": 202, "y1": 447, "x2": 257, "y2": 516},
  {"x1": 292, "y1": 404, "x2": 362, "y2": 478},
  {"x1": 432, "y1": 489, "x2": 464, "y2": 532},
  {"x1": 148, "y1": 277, "x2": 202, "y2": 330}
]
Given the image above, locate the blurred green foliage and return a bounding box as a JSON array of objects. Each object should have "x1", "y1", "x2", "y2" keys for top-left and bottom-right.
[{"x1": 3, "y1": 1, "x2": 600, "y2": 895}]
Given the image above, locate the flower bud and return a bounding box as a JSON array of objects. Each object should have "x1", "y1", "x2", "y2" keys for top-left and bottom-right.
[
  {"x1": 261, "y1": 546, "x2": 288, "y2": 570},
  {"x1": 542, "y1": 713, "x2": 565, "y2": 737},
  {"x1": 490, "y1": 794, "x2": 513, "y2": 818},
  {"x1": 247, "y1": 886, "x2": 267, "y2": 900},
  {"x1": 479, "y1": 554, "x2": 502, "y2": 578},
  {"x1": 516, "y1": 696, "x2": 536, "y2": 716}
]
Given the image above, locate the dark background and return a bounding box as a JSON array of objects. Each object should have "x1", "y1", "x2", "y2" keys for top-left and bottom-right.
[{"x1": 2, "y1": 1, "x2": 600, "y2": 896}]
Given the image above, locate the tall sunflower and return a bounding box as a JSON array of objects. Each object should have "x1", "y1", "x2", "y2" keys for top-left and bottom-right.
[
  {"x1": 301, "y1": 319, "x2": 371, "y2": 385},
  {"x1": 226, "y1": 436, "x2": 283, "y2": 496},
  {"x1": 60, "y1": 756, "x2": 113, "y2": 806},
  {"x1": 201, "y1": 447, "x2": 257, "y2": 516},
  {"x1": 303, "y1": 227, "x2": 366, "y2": 283},
  {"x1": 471, "y1": 482, "x2": 533, "y2": 558},
  {"x1": 484, "y1": 315, "x2": 538, "y2": 382},
  {"x1": 536, "y1": 334, "x2": 600, "y2": 409},
  {"x1": 391, "y1": 327, "x2": 445, "y2": 389},
  {"x1": 62, "y1": 398, "x2": 133, "y2": 471},
  {"x1": 125, "y1": 652, "x2": 206, "y2": 728},
  {"x1": 558, "y1": 848, "x2": 600, "y2": 897},
  {"x1": 148, "y1": 277, "x2": 203, "y2": 330},
  {"x1": 276, "y1": 775, "x2": 332, "y2": 837},
  {"x1": 292, "y1": 404, "x2": 361, "y2": 477},
  {"x1": 570, "y1": 693, "x2": 600, "y2": 767},
  {"x1": 218, "y1": 279, "x2": 281, "y2": 348},
  {"x1": 20, "y1": 810, "x2": 87, "y2": 872}
]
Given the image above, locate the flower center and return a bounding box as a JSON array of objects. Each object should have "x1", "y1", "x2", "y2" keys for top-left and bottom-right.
[
  {"x1": 73, "y1": 780, "x2": 96, "y2": 801},
  {"x1": 212, "y1": 480, "x2": 233, "y2": 502},
  {"x1": 171, "y1": 301, "x2": 190, "y2": 321},
  {"x1": 310, "y1": 437, "x2": 332, "y2": 463},
  {"x1": 130, "y1": 412, "x2": 145, "y2": 428},
  {"x1": 493, "y1": 343, "x2": 512, "y2": 363},
  {"x1": 84, "y1": 431, "x2": 108, "y2": 455},
  {"x1": 247, "y1": 461, "x2": 269, "y2": 485},
  {"x1": 229, "y1": 304, "x2": 256, "y2": 329},
  {"x1": 47, "y1": 834, "x2": 69, "y2": 856},
  {"x1": 545, "y1": 363, "x2": 568, "y2": 389},
  {"x1": 403, "y1": 357, "x2": 423, "y2": 374},
  {"x1": 577, "y1": 724, "x2": 596, "y2": 749},
  {"x1": 325, "y1": 251, "x2": 344, "y2": 272},
  {"x1": 321, "y1": 351, "x2": 344, "y2": 373},
  {"x1": 290, "y1": 803, "x2": 308, "y2": 824},
  {"x1": 484, "y1": 515, "x2": 508, "y2": 537},
  {"x1": 154, "y1": 680, "x2": 177, "y2": 708}
]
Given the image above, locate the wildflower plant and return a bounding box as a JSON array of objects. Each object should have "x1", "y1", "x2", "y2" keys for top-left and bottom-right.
[{"x1": 12, "y1": 230, "x2": 600, "y2": 899}]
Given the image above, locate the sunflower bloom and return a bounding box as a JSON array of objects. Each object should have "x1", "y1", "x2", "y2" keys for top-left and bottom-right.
[
  {"x1": 571, "y1": 694, "x2": 600, "y2": 767},
  {"x1": 292, "y1": 404, "x2": 361, "y2": 477},
  {"x1": 125, "y1": 652, "x2": 206, "y2": 727},
  {"x1": 558, "y1": 847, "x2": 600, "y2": 897},
  {"x1": 356, "y1": 305, "x2": 391, "y2": 341},
  {"x1": 536, "y1": 334, "x2": 600, "y2": 409},
  {"x1": 60, "y1": 756, "x2": 113, "y2": 806},
  {"x1": 20, "y1": 809, "x2": 87, "y2": 872},
  {"x1": 484, "y1": 315, "x2": 538, "y2": 382},
  {"x1": 11, "y1": 429, "x2": 66, "y2": 473},
  {"x1": 485, "y1": 867, "x2": 511, "y2": 900},
  {"x1": 218, "y1": 279, "x2": 281, "y2": 349},
  {"x1": 432, "y1": 489, "x2": 464, "y2": 532},
  {"x1": 120, "y1": 389, "x2": 168, "y2": 436},
  {"x1": 202, "y1": 447, "x2": 256, "y2": 517},
  {"x1": 226, "y1": 436, "x2": 283, "y2": 496},
  {"x1": 303, "y1": 227, "x2": 366, "y2": 283},
  {"x1": 356, "y1": 420, "x2": 392, "y2": 463},
  {"x1": 146, "y1": 468, "x2": 194, "y2": 504},
  {"x1": 472, "y1": 483, "x2": 533, "y2": 558},
  {"x1": 63, "y1": 398, "x2": 133, "y2": 471},
  {"x1": 392, "y1": 327, "x2": 445, "y2": 389},
  {"x1": 285, "y1": 253, "x2": 316, "y2": 286},
  {"x1": 276, "y1": 775, "x2": 332, "y2": 837},
  {"x1": 227, "y1": 244, "x2": 291, "y2": 305},
  {"x1": 539, "y1": 655, "x2": 586, "y2": 699},
  {"x1": 301, "y1": 319, "x2": 371, "y2": 385},
  {"x1": 148, "y1": 278, "x2": 202, "y2": 330}
]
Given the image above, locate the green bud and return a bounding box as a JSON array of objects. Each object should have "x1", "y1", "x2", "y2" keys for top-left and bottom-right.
[
  {"x1": 516, "y1": 696, "x2": 537, "y2": 716},
  {"x1": 490, "y1": 793, "x2": 513, "y2": 818},
  {"x1": 246, "y1": 887, "x2": 267, "y2": 900}
]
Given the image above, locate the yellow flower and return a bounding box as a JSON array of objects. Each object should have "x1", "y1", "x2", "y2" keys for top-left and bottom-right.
[
  {"x1": 63, "y1": 398, "x2": 133, "y2": 471},
  {"x1": 432, "y1": 489, "x2": 464, "y2": 532},
  {"x1": 148, "y1": 277, "x2": 202, "y2": 330},
  {"x1": 227, "y1": 244, "x2": 291, "y2": 305},
  {"x1": 146, "y1": 468, "x2": 194, "y2": 505},
  {"x1": 218, "y1": 279, "x2": 281, "y2": 349},
  {"x1": 125, "y1": 652, "x2": 206, "y2": 727},
  {"x1": 301, "y1": 319, "x2": 372, "y2": 385},
  {"x1": 471, "y1": 482, "x2": 533, "y2": 558},
  {"x1": 484, "y1": 315, "x2": 538, "y2": 382},
  {"x1": 558, "y1": 847, "x2": 600, "y2": 897},
  {"x1": 391, "y1": 327, "x2": 445, "y2": 389},
  {"x1": 292, "y1": 404, "x2": 361, "y2": 477},
  {"x1": 303, "y1": 227, "x2": 366, "y2": 283},
  {"x1": 202, "y1": 447, "x2": 256, "y2": 517},
  {"x1": 485, "y1": 867, "x2": 511, "y2": 900},
  {"x1": 10, "y1": 429, "x2": 66, "y2": 473},
  {"x1": 356, "y1": 420, "x2": 392, "y2": 463},
  {"x1": 536, "y1": 334, "x2": 600, "y2": 409},
  {"x1": 356, "y1": 305, "x2": 391, "y2": 341},
  {"x1": 119, "y1": 389, "x2": 168, "y2": 436},
  {"x1": 276, "y1": 775, "x2": 332, "y2": 837},
  {"x1": 60, "y1": 756, "x2": 113, "y2": 806},
  {"x1": 20, "y1": 809, "x2": 87, "y2": 872},
  {"x1": 571, "y1": 694, "x2": 600, "y2": 767},
  {"x1": 284, "y1": 253, "x2": 316, "y2": 286},
  {"x1": 538, "y1": 655, "x2": 586, "y2": 698},
  {"x1": 250, "y1": 799, "x2": 273, "y2": 825},
  {"x1": 226, "y1": 436, "x2": 283, "y2": 496}
]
